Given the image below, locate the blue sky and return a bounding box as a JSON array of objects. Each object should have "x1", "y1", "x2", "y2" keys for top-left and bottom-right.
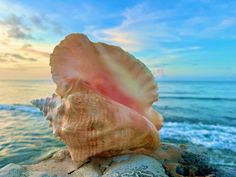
[{"x1": 0, "y1": 0, "x2": 235, "y2": 80}]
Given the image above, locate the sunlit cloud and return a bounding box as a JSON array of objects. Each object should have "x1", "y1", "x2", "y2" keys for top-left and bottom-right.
[
  {"x1": 20, "y1": 44, "x2": 50, "y2": 58},
  {"x1": 0, "y1": 0, "x2": 60, "y2": 79},
  {"x1": 87, "y1": 3, "x2": 178, "y2": 52},
  {"x1": 2, "y1": 14, "x2": 35, "y2": 40},
  {"x1": 0, "y1": 53, "x2": 37, "y2": 62}
]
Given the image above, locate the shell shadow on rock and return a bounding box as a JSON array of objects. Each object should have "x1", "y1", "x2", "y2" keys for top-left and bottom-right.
[{"x1": 32, "y1": 33, "x2": 164, "y2": 164}]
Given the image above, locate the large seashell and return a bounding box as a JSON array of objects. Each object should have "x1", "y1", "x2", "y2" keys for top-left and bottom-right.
[
  {"x1": 32, "y1": 33, "x2": 164, "y2": 164},
  {"x1": 32, "y1": 80, "x2": 159, "y2": 162},
  {"x1": 50, "y1": 33, "x2": 163, "y2": 130}
]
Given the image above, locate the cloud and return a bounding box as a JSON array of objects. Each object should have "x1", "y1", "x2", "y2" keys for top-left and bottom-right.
[
  {"x1": 22, "y1": 44, "x2": 32, "y2": 48},
  {"x1": 206, "y1": 17, "x2": 236, "y2": 33},
  {"x1": 0, "y1": 14, "x2": 33, "y2": 39},
  {"x1": 21, "y1": 44, "x2": 50, "y2": 57},
  {"x1": 1, "y1": 13, "x2": 23, "y2": 26},
  {"x1": 86, "y1": 1, "x2": 236, "y2": 54},
  {"x1": 50, "y1": 21, "x2": 63, "y2": 35},
  {"x1": 178, "y1": 15, "x2": 236, "y2": 38},
  {"x1": 0, "y1": 58, "x2": 7, "y2": 62},
  {"x1": 0, "y1": 52, "x2": 37, "y2": 62},
  {"x1": 164, "y1": 46, "x2": 201, "y2": 53},
  {"x1": 0, "y1": 0, "x2": 64, "y2": 41},
  {"x1": 0, "y1": 13, "x2": 63, "y2": 40},
  {"x1": 30, "y1": 15, "x2": 47, "y2": 30},
  {"x1": 10, "y1": 53, "x2": 37, "y2": 61},
  {"x1": 30, "y1": 14, "x2": 63, "y2": 34},
  {"x1": 86, "y1": 3, "x2": 178, "y2": 52},
  {"x1": 7, "y1": 26, "x2": 33, "y2": 39},
  {"x1": 0, "y1": 66, "x2": 47, "y2": 71}
]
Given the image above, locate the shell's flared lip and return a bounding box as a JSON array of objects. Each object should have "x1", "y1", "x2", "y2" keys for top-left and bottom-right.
[{"x1": 50, "y1": 33, "x2": 158, "y2": 118}]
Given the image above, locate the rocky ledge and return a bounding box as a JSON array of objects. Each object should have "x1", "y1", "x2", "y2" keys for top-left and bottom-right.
[{"x1": 0, "y1": 143, "x2": 233, "y2": 177}]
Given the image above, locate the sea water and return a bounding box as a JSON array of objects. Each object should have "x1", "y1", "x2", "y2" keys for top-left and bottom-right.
[{"x1": 0, "y1": 80, "x2": 235, "y2": 169}]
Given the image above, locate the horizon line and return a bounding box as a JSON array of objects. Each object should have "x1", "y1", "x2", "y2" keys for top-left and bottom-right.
[{"x1": 1, "y1": 79, "x2": 236, "y2": 82}]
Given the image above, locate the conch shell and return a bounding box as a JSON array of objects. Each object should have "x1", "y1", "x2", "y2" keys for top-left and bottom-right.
[{"x1": 32, "y1": 33, "x2": 163, "y2": 163}]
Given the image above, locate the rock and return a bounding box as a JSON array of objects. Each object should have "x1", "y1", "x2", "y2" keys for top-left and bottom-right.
[
  {"x1": 25, "y1": 149, "x2": 85, "y2": 176},
  {"x1": 0, "y1": 163, "x2": 27, "y2": 177},
  {"x1": 102, "y1": 155, "x2": 168, "y2": 177},
  {"x1": 0, "y1": 154, "x2": 167, "y2": 177},
  {"x1": 0, "y1": 143, "x2": 222, "y2": 177},
  {"x1": 69, "y1": 161, "x2": 101, "y2": 177}
]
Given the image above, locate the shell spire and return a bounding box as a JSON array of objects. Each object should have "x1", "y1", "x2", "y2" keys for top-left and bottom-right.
[{"x1": 31, "y1": 94, "x2": 62, "y2": 132}]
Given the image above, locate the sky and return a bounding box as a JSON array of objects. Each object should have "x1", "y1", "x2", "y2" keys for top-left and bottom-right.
[{"x1": 0, "y1": 0, "x2": 235, "y2": 81}]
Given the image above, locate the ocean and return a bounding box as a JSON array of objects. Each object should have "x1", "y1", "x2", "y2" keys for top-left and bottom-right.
[{"x1": 0, "y1": 80, "x2": 235, "y2": 169}]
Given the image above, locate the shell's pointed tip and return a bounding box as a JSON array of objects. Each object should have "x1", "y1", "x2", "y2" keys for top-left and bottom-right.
[
  {"x1": 30, "y1": 98, "x2": 48, "y2": 111},
  {"x1": 30, "y1": 99, "x2": 38, "y2": 107}
]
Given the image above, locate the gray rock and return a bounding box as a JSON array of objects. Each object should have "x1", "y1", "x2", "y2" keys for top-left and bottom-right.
[
  {"x1": 102, "y1": 154, "x2": 168, "y2": 177},
  {"x1": 0, "y1": 154, "x2": 168, "y2": 177},
  {"x1": 69, "y1": 161, "x2": 101, "y2": 177},
  {"x1": 28, "y1": 171, "x2": 57, "y2": 177},
  {"x1": 0, "y1": 163, "x2": 28, "y2": 177},
  {"x1": 1, "y1": 143, "x2": 222, "y2": 177}
]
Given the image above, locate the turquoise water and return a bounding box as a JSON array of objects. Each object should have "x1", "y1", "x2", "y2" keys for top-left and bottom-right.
[{"x1": 0, "y1": 80, "x2": 235, "y2": 169}]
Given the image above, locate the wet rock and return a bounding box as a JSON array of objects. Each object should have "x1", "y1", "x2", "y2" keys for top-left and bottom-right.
[{"x1": 0, "y1": 163, "x2": 27, "y2": 177}]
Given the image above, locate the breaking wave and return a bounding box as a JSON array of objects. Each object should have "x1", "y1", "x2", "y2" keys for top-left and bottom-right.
[
  {"x1": 161, "y1": 122, "x2": 236, "y2": 152},
  {"x1": 159, "y1": 96, "x2": 236, "y2": 101},
  {"x1": 0, "y1": 104, "x2": 41, "y2": 114}
]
